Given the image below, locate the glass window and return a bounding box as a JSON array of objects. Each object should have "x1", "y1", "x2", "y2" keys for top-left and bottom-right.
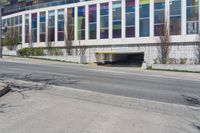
[
  {"x1": 100, "y1": 3, "x2": 109, "y2": 39},
  {"x1": 170, "y1": 0, "x2": 181, "y2": 35},
  {"x1": 48, "y1": 10, "x2": 55, "y2": 42},
  {"x1": 31, "y1": 13, "x2": 37, "y2": 42},
  {"x1": 67, "y1": 8, "x2": 75, "y2": 41},
  {"x1": 58, "y1": 9, "x2": 64, "y2": 41},
  {"x1": 139, "y1": 0, "x2": 150, "y2": 37},
  {"x1": 186, "y1": 0, "x2": 199, "y2": 34},
  {"x1": 126, "y1": 0, "x2": 135, "y2": 37},
  {"x1": 25, "y1": 14, "x2": 30, "y2": 43},
  {"x1": 154, "y1": 0, "x2": 165, "y2": 36},
  {"x1": 89, "y1": 4, "x2": 97, "y2": 39},
  {"x1": 113, "y1": 1, "x2": 121, "y2": 38},
  {"x1": 78, "y1": 6, "x2": 85, "y2": 40},
  {"x1": 40, "y1": 12, "x2": 46, "y2": 42}
]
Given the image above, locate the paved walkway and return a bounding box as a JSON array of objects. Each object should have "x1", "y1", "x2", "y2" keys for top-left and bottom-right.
[{"x1": 0, "y1": 80, "x2": 200, "y2": 133}]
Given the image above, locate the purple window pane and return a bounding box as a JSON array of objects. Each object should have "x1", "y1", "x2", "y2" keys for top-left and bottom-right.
[
  {"x1": 58, "y1": 32, "x2": 64, "y2": 41},
  {"x1": 113, "y1": 29, "x2": 121, "y2": 38},
  {"x1": 89, "y1": 5, "x2": 97, "y2": 23},
  {"x1": 100, "y1": 29, "x2": 108, "y2": 39},
  {"x1": 40, "y1": 34, "x2": 45, "y2": 42},
  {"x1": 126, "y1": 27, "x2": 135, "y2": 37}
]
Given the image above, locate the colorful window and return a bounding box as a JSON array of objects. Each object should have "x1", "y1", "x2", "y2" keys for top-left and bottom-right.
[
  {"x1": 89, "y1": 4, "x2": 97, "y2": 39},
  {"x1": 78, "y1": 6, "x2": 85, "y2": 40},
  {"x1": 25, "y1": 14, "x2": 30, "y2": 43},
  {"x1": 58, "y1": 9, "x2": 64, "y2": 41},
  {"x1": 187, "y1": 0, "x2": 199, "y2": 34},
  {"x1": 31, "y1": 13, "x2": 37, "y2": 43},
  {"x1": 40, "y1": 12, "x2": 46, "y2": 42},
  {"x1": 139, "y1": 0, "x2": 150, "y2": 37},
  {"x1": 154, "y1": 0, "x2": 165, "y2": 36},
  {"x1": 48, "y1": 10, "x2": 55, "y2": 42},
  {"x1": 113, "y1": 1, "x2": 122, "y2": 38},
  {"x1": 100, "y1": 3, "x2": 109, "y2": 39},
  {"x1": 170, "y1": 0, "x2": 181, "y2": 35},
  {"x1": 67, "y1": 8, "x2": 75, "y2": 41},
  {"x1": 126, "y1": 0, "x2": 135, "y2": 37}
]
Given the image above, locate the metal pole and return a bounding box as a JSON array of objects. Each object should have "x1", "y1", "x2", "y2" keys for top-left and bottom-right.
[{"x1": 0, "y1": 1, "x2": 2, "y2": 58}]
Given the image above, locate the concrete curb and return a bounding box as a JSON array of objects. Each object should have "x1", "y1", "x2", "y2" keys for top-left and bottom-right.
[{"x1": 0, "y1": 82, "x2": 10, "y2": 97}]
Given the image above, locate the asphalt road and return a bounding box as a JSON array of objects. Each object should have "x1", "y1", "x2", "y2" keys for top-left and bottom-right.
[{"x1": 0, "y1": 59, "x2": 200, "y2": 106}]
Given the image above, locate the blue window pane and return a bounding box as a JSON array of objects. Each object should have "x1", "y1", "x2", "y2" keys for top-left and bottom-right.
[{"x1": 140, "y1": 19, "x2": 149, "y2": 37}]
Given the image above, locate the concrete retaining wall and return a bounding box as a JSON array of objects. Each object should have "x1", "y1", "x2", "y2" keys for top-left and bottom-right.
[
  {"x1": 152, "y1": 64, "x2": 200, "y2": 72},
  {"x1": 3, "y1": 50, "x2": 17, "y2": 56},
  {"x1": 31, "y1": 56, "x2": 87, "y2": 64}
]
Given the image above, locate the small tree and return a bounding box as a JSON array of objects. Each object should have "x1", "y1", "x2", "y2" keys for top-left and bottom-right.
[
  {"x1": 46, "y1": 20, "x2": 55, "y2": 56},
  {"x1": 156, "y1": 19, "x2": 171, "y2": 64},
  {"x1": 64, "y1": 15, "x2": 74, "y2": 55},
  {"x1": 3, "y1": 27, "x2": 19, "y2": 50}
]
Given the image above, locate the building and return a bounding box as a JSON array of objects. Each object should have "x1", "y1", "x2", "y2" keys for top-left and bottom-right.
[{"x1": 1, "y1": 0, "x2": 200, "y2": 65}]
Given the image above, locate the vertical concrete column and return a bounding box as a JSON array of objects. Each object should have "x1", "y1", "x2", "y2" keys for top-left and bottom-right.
[
  {"x1": 182, "y1": 0, "x2": 186, "y2": 35},
  {"x1": 29, "y1": 13, "x2": 32, "y2": 47},
  {"x1": 22, "y1": 14, "x2": 25, "y2": 47},
  {"x1": 85, "y1": 5, "x2": 89, "y2": 40},
  {"x1": 37, "y1": 11, "x2": 40, "y2": 44},
  {"x1": 135, "y1": 0, "x2": 139, "y2": 38},
  {"x1": 55, "y1": 9, "x2": 58, "y2": 43},
  {"x1": 150, "y1": 0, "x2": 154, "y2": 37},
  {"x1": 121, "y1": 0, "x2": 126, "y2": 38},
  {"x1": 97, "y1": 2, "x2": 100, "y2": 40},
  {"x1": 109, "y1": 1, "x2": 113, "y2": 39},
  {"x1": 165, "y1": 0, "x2": 170, "y2": 31},
  {"x1": 75, "y1": 7, "x2": 78, "y2": 41}
]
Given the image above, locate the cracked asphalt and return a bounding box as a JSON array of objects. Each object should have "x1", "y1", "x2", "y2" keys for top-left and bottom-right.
[
  {"x1": 0, "y1": 57, "x2": 200, "y2": 133},
  {"x1": 0, "y1": 58, "x2": 200, "y2": 106}
]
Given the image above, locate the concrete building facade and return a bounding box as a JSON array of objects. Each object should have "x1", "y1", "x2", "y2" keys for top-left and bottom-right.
[{"x1": 1, "y1": 0, "x2": 200, "y2": 65}]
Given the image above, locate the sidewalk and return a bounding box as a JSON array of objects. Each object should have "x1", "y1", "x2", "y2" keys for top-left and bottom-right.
[{"x1": 0, "y1": 80, "x2": 200, "y2": 133}]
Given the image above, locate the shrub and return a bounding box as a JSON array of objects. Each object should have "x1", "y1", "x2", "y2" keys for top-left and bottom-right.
[
  {"x1": 48, "y1": 48, "x2": 63, "y2": 56},
  {"x1": 18, "y1": 48, "x2": 44, "y2": 57}
]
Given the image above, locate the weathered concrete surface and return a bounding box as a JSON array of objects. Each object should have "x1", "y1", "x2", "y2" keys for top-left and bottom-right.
[
  {"x1": 152, "y1": 64, "x2": 200, "y2": 72},
  {"x1": 0, "y1": 82, "x2": 9, "y2": 97},
  {"x1": 0, "y1": 80, "x2": 200, "y2": 133},
  {"x1": 31, "y1": 55, "x2": 87, "y2": 64}
]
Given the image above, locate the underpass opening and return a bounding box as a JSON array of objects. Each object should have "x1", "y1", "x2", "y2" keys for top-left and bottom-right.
[{"x1": 95, "y1": 52, "x2": 144, "y2": 67}]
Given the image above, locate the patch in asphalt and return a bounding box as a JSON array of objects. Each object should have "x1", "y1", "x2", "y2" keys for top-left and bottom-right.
[
  {"x1": 182, "y1": 95, "x2": 200, "y2": 106},
  {"x1": 0, "y1": 73, "x2": 79, "y2": 87}
]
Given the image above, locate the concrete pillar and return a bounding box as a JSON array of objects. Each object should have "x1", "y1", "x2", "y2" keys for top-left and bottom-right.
[
  {"x1": 37, "y1": 11, "x2": 40, "y2": 44},
  {"x1": 22, "y1": 14, "x2": 25, "y2": 47},
  {"x1": 75, "y1": 7, "x2": 78, "y2": 41},
  {"x1": 150, "y1": 0, "x2": 154, "y2": 37},
  {"x1": 109, "y1": 1, "x2": 113, "y2": 39},
  {"x1": 182, "y1": 0, "x2": 186, "y2": 35},
  {"x1": 85, "y1": 5, "x2": 89, "y2": 40},
  {"x1": 135, "y1": 0, "x2": 139, "y2": 38},
  {"x1": 97, "y1": 2, "x2": 100, "y2": 40},
  {"x1": 122, "y1": 0, "x2": 126, "y2": 38}
]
